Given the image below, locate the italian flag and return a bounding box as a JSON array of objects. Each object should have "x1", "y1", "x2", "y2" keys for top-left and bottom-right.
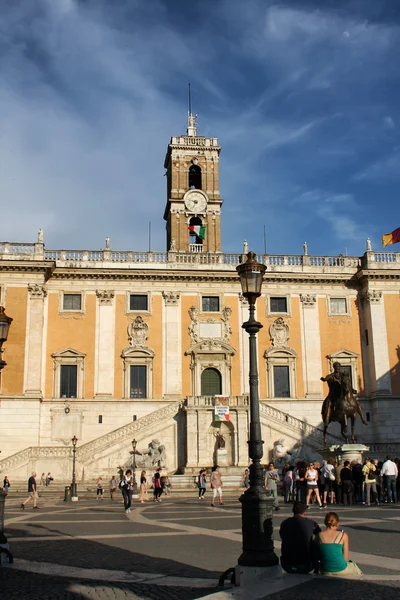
[
  {"x1": 189, "y1": 225, "x2": 206, "y2": 240},
  {"x1": 382, "y1": 226, "x2": 400, "y2": 247}
]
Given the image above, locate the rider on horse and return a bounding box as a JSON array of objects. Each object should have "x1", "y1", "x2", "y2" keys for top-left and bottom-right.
[{"x1": 321, "y1": 361, "x2": 367, "y2": 425}]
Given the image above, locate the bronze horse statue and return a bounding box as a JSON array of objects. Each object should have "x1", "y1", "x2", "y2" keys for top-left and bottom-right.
[{"x1": 321, "y1": 362, "x2": 367, "y2": 445}]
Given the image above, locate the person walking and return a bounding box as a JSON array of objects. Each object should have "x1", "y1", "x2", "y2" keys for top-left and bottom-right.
[
  {"x1": 96, "y1": 477, "x2": 104, "y2": 500},
  {"x1": 318, "y1": 512, "x2": 362, "y2": 576},
  {"x1": 153, "y1": 467, "x2": 163, "y2": 502},
  {"x1": 284, "y1": 467, "x2": 294, "y2": 503},
  {"x1": 139, "y1": 470, "x2": 148, "y2": 504},
  {"x1": 265, "y1": 462, "x2": 280, "y2": 511},
  {"x1": 120, "y1": 469, "x2": 133, "y2": 513},
  {"x1": 321, "y1": 459, "x2": 335, "y2": 506},
  {"x1": 306, "y1": 463, "x2": 323, "y2": 509},
  {"x1": 340, "y1": 461, "x2": 354, "y2": 506},
  {"x1": 3, "y1": 476, "x2": 10, "y2": 493},
  {"x1": 210, "y1": 466, "x2": 224, "y2": 506},
  {"x1": 381, "y1": 456, "x2": 398, "y2": 504},
  {"x1": 363, "y1": 457, "x2": 379, "y2": 506},
  {"x1": 197, "y1": 469, "x2": 207, "y2": 499},
  {"x1": 109, "y1": 475, "x2": 117, "y2": 500},
  {"x1": 21, "y1": 472, "x2": 39, "y2": 510}
]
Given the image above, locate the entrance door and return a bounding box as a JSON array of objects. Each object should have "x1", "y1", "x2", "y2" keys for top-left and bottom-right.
[{"x1": 201, "y1": 368, "x2": 222, "y2": 396}]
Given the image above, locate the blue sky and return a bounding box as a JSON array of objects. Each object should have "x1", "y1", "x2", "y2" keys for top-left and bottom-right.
[{"x1": 0, "y1": 0, "x2": 399, "y2": 256}]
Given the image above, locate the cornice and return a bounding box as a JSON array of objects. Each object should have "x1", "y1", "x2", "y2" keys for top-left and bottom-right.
[
  {"x1": 355, "y1": 269, "x2": 400, "y2": 281},
  {"x1": 0, "y1": 261, "x2": 54, "y2": 277}
]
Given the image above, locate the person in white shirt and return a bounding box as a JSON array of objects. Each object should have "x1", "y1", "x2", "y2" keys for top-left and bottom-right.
[{"x1": 380, "y1": 456, "x2": 398, "y2": 503}]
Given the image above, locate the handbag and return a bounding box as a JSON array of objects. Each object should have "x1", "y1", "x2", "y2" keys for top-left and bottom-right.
[{"x1": 329, "y1": 471, "x2": 335, "y2": 481}]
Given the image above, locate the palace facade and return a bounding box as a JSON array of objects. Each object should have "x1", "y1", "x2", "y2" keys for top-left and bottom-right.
[{"x1": 0, "y1": 115, "x2": 399, "y2": 481}]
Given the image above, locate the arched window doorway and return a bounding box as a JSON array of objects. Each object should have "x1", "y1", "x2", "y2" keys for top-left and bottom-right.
[
  {"x1": 189, "y1": 164, "x2": 202, "y2": 189},
  {"x1": 201, "y1": 368, "x2": 222, "y2": 396}
]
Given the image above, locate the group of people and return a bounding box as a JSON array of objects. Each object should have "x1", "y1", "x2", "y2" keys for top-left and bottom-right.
[
  {"x1": 116, "y1": 467, "x2": 171, "y2": 514},
  {"x1": 196, "y1": 466, "x2": 225, "y2": 506},
  {"x1": 280, "y1": 501, "x2": 361, "y2": 577},
  {"x1": 281, "y1": 455, "x2": 399, "y2": 507}
]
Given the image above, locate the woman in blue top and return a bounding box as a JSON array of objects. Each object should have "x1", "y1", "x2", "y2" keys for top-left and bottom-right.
[{"x1": 318, "y1": 512, "x2": 361, "y2": 576}]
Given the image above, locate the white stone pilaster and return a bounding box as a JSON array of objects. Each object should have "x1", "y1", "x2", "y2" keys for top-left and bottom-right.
[
  {"x1": 299, "y1": 294, "x2": 323, "y2": 398},
  {"x1": 239, "y1": 294, "x2": 250, "y2": 395},
  {"x1": 186, "y1": 410, "x2": 199, "y2": 467},
  {"x1": 94, "y1": 291, "x2": 115, "y2": 397},
  {"x1": 162, "y1": 292, "x2": 181, "y2": 398},
  {"x1": 361, "y1": 291, "x2": 391, "y2": 396},
  {"x1": 25, "y1": 284, "x2": 47, "y2": 395}
]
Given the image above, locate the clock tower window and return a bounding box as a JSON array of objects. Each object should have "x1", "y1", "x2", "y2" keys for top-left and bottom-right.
[
  {"x1": 189, "y1": 216, "x2": 203, "y2": 248},
  {"x1": 188, "y1": 163, "x2": 202, "y2": 190}
]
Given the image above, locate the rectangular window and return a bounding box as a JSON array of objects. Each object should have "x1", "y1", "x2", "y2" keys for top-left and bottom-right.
[
  {"x1": 365, "y1": 329, "x2": 369, "y2": 346},
  {"x1": 273, "y1": 366, "x2": 290, "y2": 398},
  {"x1": 60, "y1": 365, "x2": 77, "y2": 398},
  {"x1": 202, "y1": 296, "x2": 220, "y2": 312},
  {"x1": 63, "y1": 294, "x2": 82, "y2": 311},
  {"x1": 341, "y1": 365, "x2": 352, "y2": 382},
  {"x1": 98, "y1": 415, "x2": 103, "y2": 424},
  {"x1": 129, "y1": 294, "x2": 148, "y2": 311},
  {"x1": 270, "y1": 297, "x2": 288, "y2": 313},
  {"x1": 330, "y1": 298, "x2": 347, "y2": 315},
  {"x1": 130, "y1": 365, "x2": 147, "y2": 398}
]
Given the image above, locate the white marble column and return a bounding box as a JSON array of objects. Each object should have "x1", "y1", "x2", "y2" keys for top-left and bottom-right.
[
  {"x1": 162, "y1": 291, "x2": 182, "y2": 398},
  {"x1": 94, "y1": 290, "x2": 115, "y2": 397},
  {"x1": 361, "y1": 290, "x2": 391, "y2": 396},
  {"x1": 25, "y1": 284, "x2": 47, "y2": 395},
  {"x1": 186, "y1": 409, "x2": 199, "y2": 467},
  {"x1": 236, "y1": 409, "x2": 250, "y2": 466},
  {"x1": 300, "y1": 294, "x2": 323, "y2": 398}
]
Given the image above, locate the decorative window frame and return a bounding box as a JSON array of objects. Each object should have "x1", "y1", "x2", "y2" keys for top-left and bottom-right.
[
  {"x1": 59, "y1": 292, "x2": 85, "y2": 315},
  {"x1": 51, "y1": 347, "x2": 86, "y2": 399},
  {"x1": 0, "y1": 285, "x2": 5, "y2": 306},
  {"x1": 121, "y1": 346, "x2": 154, "y2": 399},
  {"x1": 327, "y1": 296, "x2": 351, "y2": 317},
  {"x1": 126, "y1": 292, "x2": 152, "y2": 315},
  {"x1": 327, "y1": 349, "x2": 359, "y2": 391},
  {"x1": 199, "y1": 293, "x2": 223, "y2": 315},
  {"x1": 265, "y1": 294, "x2": 291, "y2": 317},
  {"x1": 264, "y1": 346, "x2": 297, "y2": 399},
  {"x1": 185, "y1": 340, "x2": 236, "y2": 397}
]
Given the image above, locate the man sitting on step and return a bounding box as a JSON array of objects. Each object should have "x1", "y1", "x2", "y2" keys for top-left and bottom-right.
[{"x1": 279, "y1": 501, "x2": 321, "y2": 574}]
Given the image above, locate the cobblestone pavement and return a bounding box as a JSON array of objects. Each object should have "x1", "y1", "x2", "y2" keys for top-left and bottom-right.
[{"x1": 1, "y1": 495, "x2": 400, "y2": 599}]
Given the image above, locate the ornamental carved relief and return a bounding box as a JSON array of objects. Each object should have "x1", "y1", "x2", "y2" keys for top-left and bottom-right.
[
  {"x1": 360, "y1": 290, "x2": 382, "y2": 304},
  {"x1": 300, "y1": 293, "x2": 316, "y2": 307},
  {"x1": 162, "y1": 291, "x2": 180, "y2": 306},
  {"x1": 269, "y1": 317, "x2": 290, "y2": 347},
  {"x1": 96, "y1": 290, "x2": 115, "y2": 305},
  {"x1": 188, "y1": 305, "x2": 232, "y2": 344},
  {"x1": 128, "y1": 316, "x2": 149, "y2": 347},
  {"x1": 28, "y1": 283, "x2": 47, "y2": 298}
]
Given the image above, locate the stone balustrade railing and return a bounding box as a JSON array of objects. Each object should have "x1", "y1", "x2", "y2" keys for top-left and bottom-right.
[
  {"x1": 1, "y1": 240, "x2": 384, "y2": 272},
  {"x1": 186, "y1": 395, "x2": 250, "y2": 407},
  {"x1": 0, "y1": 446, "x2": 72, "y2": 474}
]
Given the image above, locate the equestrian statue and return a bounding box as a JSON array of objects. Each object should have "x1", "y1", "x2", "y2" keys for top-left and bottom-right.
[{"x1": 321, "y1": 361, "x2": 367, "y2": 445}]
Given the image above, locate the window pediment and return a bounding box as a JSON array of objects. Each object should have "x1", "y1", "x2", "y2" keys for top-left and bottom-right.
[
  {"x1": 51, "y1": 347, "x2": 86, "y2": 359},
  {"x1": 264, "y1": 346, "x2": 297, "y2": 359},
  {"x1": 185, "y1": 340, "x2": 236, "y2": 357},
  {"x1": 327, "y1": 348, "x2": 359, "y2": 360},
  {"x1": 121, "y1": 346, "x2": 154, "y2": 359}
]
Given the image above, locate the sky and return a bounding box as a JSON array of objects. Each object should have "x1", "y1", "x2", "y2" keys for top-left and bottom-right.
[{"x1": 1, "y1": 0, "x2": 400, "y2": 256}]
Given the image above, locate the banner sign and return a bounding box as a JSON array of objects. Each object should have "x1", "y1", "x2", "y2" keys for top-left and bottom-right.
[{"x1": 214, "y1": 395, "x2": 230, "y2": 421}]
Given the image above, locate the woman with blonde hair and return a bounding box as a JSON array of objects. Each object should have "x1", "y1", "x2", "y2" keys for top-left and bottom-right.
[
  {"x1": 318, "y1": 512, "x2": 361, "y2": 576},
  {"x1": 139, "y1": 470, "x2": 148, "y2": 504}
]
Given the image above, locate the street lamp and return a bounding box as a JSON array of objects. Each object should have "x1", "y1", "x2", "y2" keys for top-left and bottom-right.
[
  {"x1": 236, "y1": 251, "x2": 279, "y2": 584},
  {"x1": 0, "y1": 306, "x2": 13, "y2": 371},
  {"x1": 131, "y1": 439, "x2": 138, "y2": 496},
  {"x1": 71, "y1": 435, "x2": 78, "y2": 500}
]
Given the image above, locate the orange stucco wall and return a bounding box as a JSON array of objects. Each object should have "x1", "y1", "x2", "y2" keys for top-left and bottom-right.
[
  {"x1": 318, "y1": 296, "x2": 364, "y2": 396},
  {"x1": 114, "y1": 293, "x2": 163, "y2": 399},
  {"x1": 2, "y1": 287, "x2": 27, "y2": 395},
  {"x1": 384, "y1": 293, "x2": 400, "y2": 396},
  {"x1": 257, "y1": 296, "x2": 304, "y2": 398},
  {"x1": 45, "y1": 293, "x2": 96, "y2": 398}
]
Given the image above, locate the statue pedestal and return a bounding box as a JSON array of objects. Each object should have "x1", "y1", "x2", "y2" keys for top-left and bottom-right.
[
  {"x1": 216, "y1": 448, "x2": 229, "y2": 466},
  {"x1": 329, "y1": 444, "x2": 370, "y2": 464}
]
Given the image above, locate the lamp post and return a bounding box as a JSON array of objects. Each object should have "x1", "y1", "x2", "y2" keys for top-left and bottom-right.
[
  {"x1": 236, "y1": 251, "x2": 279, "y2": 584},
  {"x1": 0, "y1": 306, "x2": 13, "y2": 371},
  {"x1": 131, "y1": 439, "x2": 138, "y2": 496},
  {"x1": 71, "y1": 435, "x2": 78, "y2": 500}
]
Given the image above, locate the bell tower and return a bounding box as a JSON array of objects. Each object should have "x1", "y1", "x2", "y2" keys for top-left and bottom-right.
[{"x1": 163, "y1": 110, "x2": 223, "y2": 253}]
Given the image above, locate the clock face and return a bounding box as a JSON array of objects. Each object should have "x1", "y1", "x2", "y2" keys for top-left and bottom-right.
[{"x1": 184, "y1": 191, "x2": 207, "y2": 213}]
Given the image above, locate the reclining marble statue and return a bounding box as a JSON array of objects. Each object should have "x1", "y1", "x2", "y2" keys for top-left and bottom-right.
[{"x1": 321, "y1": 361, "x2": 367, "y2": 444}]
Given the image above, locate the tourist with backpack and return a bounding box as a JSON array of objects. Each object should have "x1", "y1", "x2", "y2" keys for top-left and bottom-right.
[
  {"x1": 120, "y1": 469, "x2": 133, "y2": 513},
  {"x1": 197, "y1": 469, "x2": 207, "y2": 499}
]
